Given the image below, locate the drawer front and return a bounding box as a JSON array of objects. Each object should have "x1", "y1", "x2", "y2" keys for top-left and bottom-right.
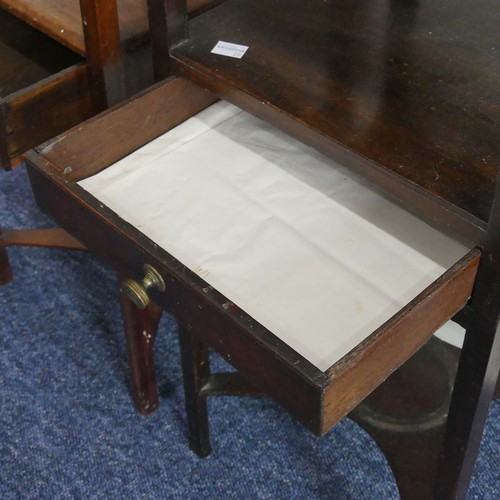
[
  {"x1": 27, "y1": 159, "x2": 481, "y2": 436},
  {"x1": 27, "y1": 162, "x2": 324, "y2": 433},
  {"x1": 24, "y1": 77, "x2": 481, "y2": 434},
  {"x1": 2, "y1": 64, "x2": 93, "y2": 170}
]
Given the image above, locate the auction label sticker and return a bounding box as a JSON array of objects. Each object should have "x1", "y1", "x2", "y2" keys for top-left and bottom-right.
[{"x1": 211, "y1": 41, "x2": 249, "y2": 59}]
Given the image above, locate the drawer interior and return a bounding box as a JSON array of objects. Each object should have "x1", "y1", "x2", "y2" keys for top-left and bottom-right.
[
  {"x1": 78, "y1": 101, "x2": 471, "y2": 372},
  {"x1": 0, "y1": 8, "x2": 81, "y2": 97}
]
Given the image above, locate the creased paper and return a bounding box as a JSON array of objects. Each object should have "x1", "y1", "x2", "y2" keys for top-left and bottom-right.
[{"x1": 80, "y1": 102, "x2": 468, "y2": 371}]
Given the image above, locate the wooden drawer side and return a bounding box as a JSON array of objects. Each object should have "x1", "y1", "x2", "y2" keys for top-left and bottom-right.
[
  {"x1": 37, "y1": 77, "x2": 218, "y2": 181},
  {"x1": 321, "y1": 250, "x2": 480, "y2": 435},
  {"x1": 3, "y1": 64, "x2": 93, "y2": 169}
]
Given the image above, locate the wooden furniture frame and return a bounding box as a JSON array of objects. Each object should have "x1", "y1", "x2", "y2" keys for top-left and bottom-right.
[
  {"x1": 0, "y1": 0, "x2": 165, "y2": 415},
  {"x1": 0, "y1": 0, "x2": 221, "y2": 413},
  {"x1": 24, "y1": 0, "x2": 499, "y2": 498},
  {"x1": 0, "y1": 0, "x2": 128, "y2": 173},
  {"x1": 0, "y1": 0, "x2": 128, "y2": 287},
  {"x1": 0, "y1": 0, "x2": 222, "y2": 285}
]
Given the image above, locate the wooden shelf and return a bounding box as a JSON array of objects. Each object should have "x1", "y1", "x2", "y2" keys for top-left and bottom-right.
[
  {"x1": 0, "y1": 0, "x2": 224, "y2": 169},
  {"x1": 0, "y1": 0, "x2": 223, "y2": 56},
  {"x1": 0, "y1": 7, "x2": 90, "y2": 170},
  {"x1": 0, "y1": 0, "x2": 144, "y2": 55},
  {"x1": 0, "y1": 8, "x2": 81, "y2": 96},
  {"x1": 171, "y1": 0, "x2": 500, "y2": 239}
]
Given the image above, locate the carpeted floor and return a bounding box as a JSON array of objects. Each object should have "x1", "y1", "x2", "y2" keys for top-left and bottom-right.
[{"x1": 1, "y1": 166, "x2": 499, "y2": 499}]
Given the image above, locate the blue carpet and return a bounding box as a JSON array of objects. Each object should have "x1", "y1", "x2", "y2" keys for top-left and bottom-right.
[{"x1": 1, "y1": 166, "x2": 498, "y2": 499}]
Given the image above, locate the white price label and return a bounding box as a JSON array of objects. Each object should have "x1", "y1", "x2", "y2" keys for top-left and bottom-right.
[{"x1": 211, "y1": 41, "x2": 249, "y2": 59}]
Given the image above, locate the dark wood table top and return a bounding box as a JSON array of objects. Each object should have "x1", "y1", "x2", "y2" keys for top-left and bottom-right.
[{"x1": 172, "y1": 0, "x2": 500, "y2": 228}]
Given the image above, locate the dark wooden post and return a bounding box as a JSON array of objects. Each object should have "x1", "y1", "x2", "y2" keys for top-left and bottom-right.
[
  {"x1": 0, "y1": 98, "x2": 13, "y2": 280},
  {"x1": 147, "y1": 0, "x2": 188, "y2": 81},
  {"x1": 434, "y1": 176, "x2": 500, "y2": 499},
  {"x1": 0, "y1": 229, "x2": 13, "y2": 284},
  {"x1": 178, "y1": 325, "x2": 212, "y2": 457},
  {"x1": 119, "y1": 288, "x2": 163, "y2": 415},
  {"x1": 0, "y1": 100, "x2": 12, "y2": 171},
  {"x1": 80, "y1": 0, "x2": 126, "y2": 111}
]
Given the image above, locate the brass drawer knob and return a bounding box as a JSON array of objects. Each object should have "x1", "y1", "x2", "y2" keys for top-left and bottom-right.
[{"x1": 121, "y1": 264, "x2": 166, "y2": 309}]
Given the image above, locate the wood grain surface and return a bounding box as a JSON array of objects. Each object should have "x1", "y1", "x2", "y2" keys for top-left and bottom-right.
[
  {"x1": 0, "y1": 0, "x2": 225, "y2": 55},
  {"x1": 172, "y1": 0, "x2": 500, "y2": 226}
]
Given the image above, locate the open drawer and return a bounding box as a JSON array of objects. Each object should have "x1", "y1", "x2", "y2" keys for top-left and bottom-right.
[
  {"x1": 25, "y1": 77, "x2": 480, "y2": 436},
  {"x1": 0, "y1": 8, "x2": 92, "y2": 170}
]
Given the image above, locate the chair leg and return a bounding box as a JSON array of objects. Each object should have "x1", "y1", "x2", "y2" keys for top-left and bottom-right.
[
  {"x1": 0, "y1": 227, "x2": 85, "y2": 285},
  {"x1": 119, "y1": 288, "x2": 162, "y2": 415},
  {"x1": 433, "y1": 212, "x2": 500, "y2": 499},
  {"x1": 0, "y1": 245, "x2": 13, "y2": 285},
  {"x1": 433, "y1": 319, "x2": 500, "y2": 499},
  {"x1": 0, "y1": 228, "x2": 13, "y2": 284},
  {"x1": 178, "y1": 326, "x2": 212, "y2": 458}
]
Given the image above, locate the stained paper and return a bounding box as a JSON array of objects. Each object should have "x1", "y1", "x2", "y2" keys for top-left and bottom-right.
[{"x1": 80, "y1": 102, "x2": 468, "y2": 371}]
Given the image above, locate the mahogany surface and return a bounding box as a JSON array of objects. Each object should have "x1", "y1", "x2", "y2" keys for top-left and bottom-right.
[
  {"x1": 24, "y1": 77, "x2": 481, "y2": 437},
  {"x1": 4, "y1": 65, "x2": 94, "y2": 168},
  {"x1": 0, "y1": 0, "x2": 226, "y2": 170},
  {"x1": 172, "y1": 0, "x2": 500, "y2": 232},
  {"x1": 0, "y1": 8, "x2": 81, "y2": 96},
  {"x1": 22, "y1": 0, "x2": 498, "y2": 483},
  {"x1": 27, "y1": 145, "x2": 481, "y2": 436},
  {"x1": 0, "y1": 0, "x2": 225, "y2": 55},
  {"x1": 80, "y1": 0, "x2": 126, "y2": 111},
  {"x1": 0, "y1": 229, "x2": 13, "y2": 284},
  {"x1": 120, "y1": 293, "x2": 163, "y2": 414},
  {"x1": 0, "y1": 8, "x2": 87, "y2": 168},
  {"x1": 350, "y1": 336, "x2": 461, "y2": 500},
  {"x1": 0, "y1": 0, "x2": 118, "y2": 283},
  {"x1": 434, "y1": 173, "x2": 500, "y2": 497},
  {"x1": 0, "y1": 0, "x2": 149, "y2": 55},
  {"x1": 21, "y1": 0, "x2": 500, "y2": 496},
  {"x1": 37, "y1": 78, "x2": 217, "y2": 180},
  {"x1": 0, "y1": 227, "x2": 85, "y2": 249}
]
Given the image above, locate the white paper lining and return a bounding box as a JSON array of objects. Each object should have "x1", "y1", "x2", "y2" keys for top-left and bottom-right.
[{"x1": 79, "y1": 102, "x2": 468, "y2": 371}]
